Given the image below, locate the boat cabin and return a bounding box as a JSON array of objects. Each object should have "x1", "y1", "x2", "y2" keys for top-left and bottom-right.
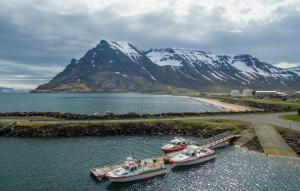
[
  {"x1": 122, "y1": 161, "x2": 138, "y2": 172},
  {"x1": 183, "y1": 149, "x2": 196, "y2": 157},
  {"x1": 170, "y1": 138, "x2": 187, "y2": 146}
]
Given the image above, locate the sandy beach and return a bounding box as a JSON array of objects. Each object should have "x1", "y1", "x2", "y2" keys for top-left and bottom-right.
[{"x1": 186, "y1": 96, "x2": 255, "y2": 112}]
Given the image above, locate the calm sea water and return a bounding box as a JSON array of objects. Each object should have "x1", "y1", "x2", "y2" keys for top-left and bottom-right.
[
  {"x1": 0, "y1": 136, "x2": 299, "y2": 191},
  {"x1": 0, "y1": 93, "x2": 223, "y2": 114}
]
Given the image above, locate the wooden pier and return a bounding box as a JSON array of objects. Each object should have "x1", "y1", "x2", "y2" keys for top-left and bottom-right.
[
  {"x1": 198, "y1": 131, "x2": 239, "y2": 149},
  {"x1": 89, "y1": 131, "x2": 239, "y2": 182}
]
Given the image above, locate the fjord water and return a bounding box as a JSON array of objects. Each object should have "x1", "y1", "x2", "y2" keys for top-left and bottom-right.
[
  {"x1": 0, "y1": 136, "x2": 300, "y2": 191},
  {"x1": 0, "y1": 93, "x2": 223, "y2": 114}
]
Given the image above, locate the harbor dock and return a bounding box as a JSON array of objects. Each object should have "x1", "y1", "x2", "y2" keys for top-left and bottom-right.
[{"x1": 90, "y1": 131, "x2": 239, "y2": 182}]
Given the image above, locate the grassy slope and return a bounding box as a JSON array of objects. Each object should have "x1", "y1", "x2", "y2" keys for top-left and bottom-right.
[
  {"x1": 281, "y1": 114, "x2": 300, "y2": 122},
  {"x1": 235, "y1": 98, "x2": 300, "y2": 110}
]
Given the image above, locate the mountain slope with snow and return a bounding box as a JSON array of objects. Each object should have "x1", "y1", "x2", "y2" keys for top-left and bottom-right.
[
  {"x1": 146, "y1": 49, "x2": 300, "y2": 90},
  {"x1": 35, "y1": 40, "x2": 300, "y2": 92},
  {"x1": 287, "y1": 66, "x2": 300, "y2": 76},
  {"x1": 35, "y1": 40, "x2": 172, "y2": 92}
]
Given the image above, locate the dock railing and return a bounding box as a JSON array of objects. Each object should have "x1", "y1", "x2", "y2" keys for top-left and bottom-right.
[{"x1": 199, "y1": 131, "x2": 235, "y2": 148}]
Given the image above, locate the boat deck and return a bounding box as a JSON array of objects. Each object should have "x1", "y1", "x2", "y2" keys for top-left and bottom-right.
[{"x1": 90, "y1": 156, "x2": 167, "y2": 181}]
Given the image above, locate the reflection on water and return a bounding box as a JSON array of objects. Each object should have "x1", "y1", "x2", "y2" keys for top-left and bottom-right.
[
  {"x1": 0, "y1": 93, "x2": 223, "y2": 114},
  {"x1": 0, "y1": 136, "x2": 300, "y2": 191}
]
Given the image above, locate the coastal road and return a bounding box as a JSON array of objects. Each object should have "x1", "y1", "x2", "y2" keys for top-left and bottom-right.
[
  {"x1": 198, "y1": 112, "x2": 300, "y2": 131},
  {"x1": 1, "y1": 112, "x2": 299, "y2": 131}
]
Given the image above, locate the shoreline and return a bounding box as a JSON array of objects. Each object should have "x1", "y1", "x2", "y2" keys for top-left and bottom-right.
[{"x1": 182, "y1": 96, "x2": 257, "y2": 112}]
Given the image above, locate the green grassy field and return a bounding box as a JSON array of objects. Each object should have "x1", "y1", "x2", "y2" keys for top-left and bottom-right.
[
  {"x1": 281, "y1": 114, "x2": 300, "y2": 122},
  {"x1": 0, "y1": 119, "x2": 249, "y2": 135},
  {"x1": 0, "y1": 116, "x2": 59, "y2": 120},
  {"x1": 236, "y1": 98, "x2": 299, "y2": 109}
]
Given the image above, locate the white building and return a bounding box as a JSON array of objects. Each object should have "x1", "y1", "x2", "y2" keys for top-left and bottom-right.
[
  {"x1": 242, "y1": 89, "x2": 253, "y2": 97},
  {"x1": 254, "y1": 91, "x2": 288, "y2": 99},
  {"x1": 255, "y1": 91, "x2": 277, "y2": 98},
  {"x1": 231, "y1": 90, "x2": 240, "y2": 97}
]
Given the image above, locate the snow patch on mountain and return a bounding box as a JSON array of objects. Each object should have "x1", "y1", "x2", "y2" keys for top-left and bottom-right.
[
  {"x1": 146, "y1": 49, "x2": 182, "y2": 66},
  {"x1": 107, "y1": 41, "x2": 141, "y2": 63},
  {"x1": 287, "y1": 66, "x2": 300, "y2": 76}
]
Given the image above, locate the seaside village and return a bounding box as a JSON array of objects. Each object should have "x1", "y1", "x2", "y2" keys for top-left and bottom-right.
[{"x1": 230, "y1": 89, "x2": 300, "y2": 100}]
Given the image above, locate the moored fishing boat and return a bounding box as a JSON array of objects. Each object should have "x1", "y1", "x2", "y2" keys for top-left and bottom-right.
[
  {"x1": 161, "y1": 137, "x2": 192, "y2": 154},
  {"x1": 106, "y1": 157, "x2": 168, "y2": 183},
  {"x1": 170, "y1": 146, "x2": 215, "y2": 167}
]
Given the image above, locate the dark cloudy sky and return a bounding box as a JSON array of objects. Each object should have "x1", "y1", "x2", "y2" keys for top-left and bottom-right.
[{"x1": 1, "y1": 0, "x2": 300, "y2": 89}]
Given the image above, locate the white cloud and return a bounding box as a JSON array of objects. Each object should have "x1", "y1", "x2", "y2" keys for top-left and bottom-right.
[
  {"x1": 275, "y1": 61, "x2": 300, "y2": 68},
  {"x1": 5, "y1": 0, "x2": 300, "y2": 32},
  {"x1": 1, "y1": 0, "x2": 300, "y2": 89},
  {"x1": 0, "y1": 59, "x2": 64, "y2": 74}
]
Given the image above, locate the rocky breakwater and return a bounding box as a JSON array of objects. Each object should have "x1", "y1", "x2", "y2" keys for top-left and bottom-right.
[
  {"x1": 276, "y1": 127, "x2": 300, "y2": 156},
  {"x1": 0, "y1": 121, "x2": 243, "y2": 138}
]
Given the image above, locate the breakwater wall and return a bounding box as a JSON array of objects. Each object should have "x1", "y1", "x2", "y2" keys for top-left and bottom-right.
[
  {"x1": 0, "y1": 121, "x2": 244, "y2": 138},
  {"x1": 0, "y1": 110, "x2": 263, "y2": 120}
]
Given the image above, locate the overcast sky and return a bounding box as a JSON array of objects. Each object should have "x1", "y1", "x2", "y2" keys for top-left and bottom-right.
[{"x1": 1, "y1": 0, "x2": 300, "y2": 89}]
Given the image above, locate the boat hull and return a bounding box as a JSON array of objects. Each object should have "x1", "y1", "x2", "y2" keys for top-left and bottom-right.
[
  {"x1": 107, "y1": 168, "x2": 168, "y2": 183},
  {"x1": 161, "y1": 144, "x2": 188, "y2": 154},
  {"x1": 172, "y1": 154, "x2": 215, "y2": 167}
]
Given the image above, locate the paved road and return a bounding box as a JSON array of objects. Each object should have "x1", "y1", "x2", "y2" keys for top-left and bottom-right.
[
  {"x1": 1, "y1": 112, "x2": 299, "y2": 131},
  {"x1": 253, "y1": 124, "x2": 298, "y2": 157},
  {"x1": 200, "y1": 112, "x2": 300, "y2": 131}
]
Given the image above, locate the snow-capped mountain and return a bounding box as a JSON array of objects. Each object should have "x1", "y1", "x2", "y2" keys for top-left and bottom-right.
[
  {"x1": 146, "y1": 48, "x2": 299, "y2": 90},
  {"x1": 287, "y1": 66, "x2": 300, "y2": 76},
  {"x1": 35, "y1": 40, "x2": 169, "y2": 92},
  {"x1": 34, "y1": 40, "x2": 300, "y2": 92}
]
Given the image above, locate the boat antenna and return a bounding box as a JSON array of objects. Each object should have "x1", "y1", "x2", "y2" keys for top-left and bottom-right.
[
  {"x1": 159, "y1": 94, "x2": 162, "y2": 118},
  {"x1": 128, "y1": 139, "x2": 131, "y2": 157}
]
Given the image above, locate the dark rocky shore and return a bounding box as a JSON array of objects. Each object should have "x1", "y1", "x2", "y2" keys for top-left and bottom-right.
[
  {"x1": 0, "y1": 122, "x2": 238, "y2": 138},
  {"x1": 0, "y1": 110, "x2": 263, "y2": 120},
  {"x1": 276, "y1": 127, "x2": 300, "y2": 156},
  {"x1": 244, "y1": 136, "x2": 264, "y2": 153}
]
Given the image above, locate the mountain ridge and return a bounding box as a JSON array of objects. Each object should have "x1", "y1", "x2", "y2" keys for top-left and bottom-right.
[
  {"x1": 287, "y1": 66, "x2": 300, "y2": 76},
  {"x1": 34, "y1": 40, "x2": 300, "y2": 93}
]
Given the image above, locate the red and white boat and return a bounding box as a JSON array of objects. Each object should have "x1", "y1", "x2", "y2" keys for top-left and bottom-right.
[
  {"x1": 161, "y1": 137, "x2": 189, "y2": 154},
  {"x1": 106, "y1": 157, "x2": 168, "y2": 183},
  {"x1": 170, "y1": 146, "x2": 215, "y2": 167}
]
